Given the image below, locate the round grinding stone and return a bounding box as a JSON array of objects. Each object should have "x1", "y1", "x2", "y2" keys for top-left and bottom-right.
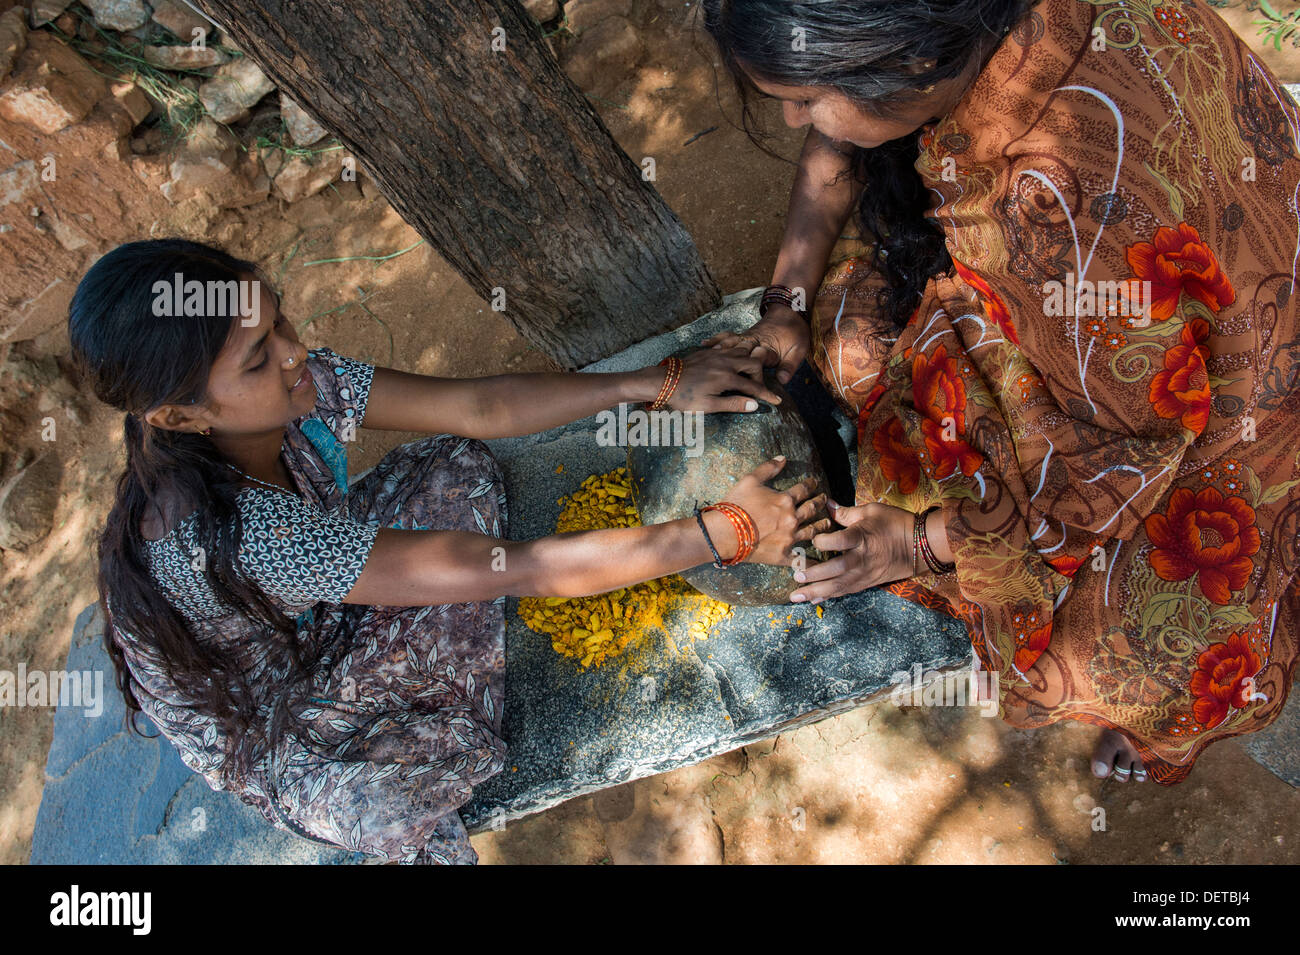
[{"x1": 626, "y1": 367, "x2": 830, "y2": 605}]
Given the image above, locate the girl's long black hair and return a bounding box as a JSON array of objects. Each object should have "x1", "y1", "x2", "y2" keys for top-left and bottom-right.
[
  {"x1": 700, "y1": 0, "x2": 1032, "y2": 328},
  {"x1": 69, "y1": 238, "x2": 344, "y2": 788}
]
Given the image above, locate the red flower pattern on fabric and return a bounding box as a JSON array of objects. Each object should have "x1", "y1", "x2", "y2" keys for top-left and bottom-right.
[
  {"x1": 1125, "y1": 222, "x2": 1236, "y2": 322},
  {"x1": 1144, "y1": 486, "x2": 1261, "y2": 605},
  {"x1": 919, "y1": 418, "x2": 983, "y2": 480},
  {"x1": 953, "y1": 258, "x2": 1020, "y2": 345},
  {"x1": 1148, "y1": 317, "x2": 1212, "y2": 434},
  {"x1": 872, "y1": 415, "x2": 923, "y2": 494},
  {"x1": 1014, "y1": 618, "x2": 1052, "y2": 674},
  {"x1": 1189, "y1": 633, "x2": 1262, "y2": 728},
  {"x1": 855, "y1": 382, "x2": 888, "y2": 446}
]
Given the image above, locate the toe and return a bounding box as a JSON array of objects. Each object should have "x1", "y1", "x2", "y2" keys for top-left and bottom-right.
[
  {"x1": 1131, "y1": 753, "x2": 1148, "y2": 783},
  {"x1": 1092, "y1": 730, "x2": 1122, "y2": 778}
]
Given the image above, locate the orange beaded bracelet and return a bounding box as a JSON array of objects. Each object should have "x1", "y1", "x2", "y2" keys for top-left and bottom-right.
[
  {"x1": 699, "y1": 501, "x2": 757, "y2": 566},
  {"x1": 646, "y1": 356, "x2": 683, "y2": 411}
]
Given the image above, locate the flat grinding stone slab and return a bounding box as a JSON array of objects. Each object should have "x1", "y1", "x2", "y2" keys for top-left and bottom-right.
[
  {"x1": 461, "y1": 288, "x2": 972, "y2": 827},
  {"x1": 31, "y1": 288, "x2": 976, "y2": 862}
]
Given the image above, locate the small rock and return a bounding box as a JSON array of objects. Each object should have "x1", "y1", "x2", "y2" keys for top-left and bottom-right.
[
  {"x1": 110, "y1": 79, "x2": 152, "y2": 127},
  {"x1": 83, "y1": 0, "x2": 150, "y2": 32},
  {"x1": 0, "y1": 159, "x2": 39, "y2": 210},
  {"x1": 199, "y1": 56, "x2": 275, "y2": 124},
  {"x1": 102, "y1": 135, "x2": 131, "y2": 162},
  {"x1": 0, "y1": 6, "x2": 28, "y2": 83},
  {"x1": 143, "y1": 44, "x2": 230, "y2": 70},
  {"x1": 560, "y1": 16, "x2": 643, "y2": 92},
  {"x1": 30, "y1": 0, "x2": 76, "y2": 28},
  {"x1": 0, "y1": 34, "x2": 106, "y2": 134},
  {"x1": 279, "y1": 92, "x2": 328, "y2": 147},
  {"x1": 257, "y1": 144, "x2": 284, "y2": 179},
  {"x1": 523, "y1": 0, "x2": 559, "y2": 23},
  {"x1": 44, "y1": 210, "x2": 92, "y2": 252},
  {"x1": 150, "y1": 0, "x2": 212, "y2": 43},
  {"x1": 159, "y1": 116, "x2": 268, "y2": 208},
  {"x1": 0, "y1": 452, "x2": 63, "y2": 551},
  {"x1": 129, "y1": 152, "x2": 169, "y2": 190},
  {"x1": 563, "y1": 0, "x2": 633, "y2": 35},
  {"x1": 271, "y1": 148, "x2": 345, "y2": 203},
  {"x1": 2, "y1": 350, "x2": 60, "y2": 396},
  {"x1": 0, "y1": 279, "x2": 74, "y2": 343}
]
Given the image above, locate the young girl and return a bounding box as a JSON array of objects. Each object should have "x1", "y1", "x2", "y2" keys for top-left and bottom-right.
[{"x1": 70, "y1": 237, "x2": 824, "y2": 864}]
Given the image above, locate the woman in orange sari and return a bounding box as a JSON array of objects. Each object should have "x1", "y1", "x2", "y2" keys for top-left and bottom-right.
[{"x1": 702, "y1": 0, "x2": 1300, "y2": 783}]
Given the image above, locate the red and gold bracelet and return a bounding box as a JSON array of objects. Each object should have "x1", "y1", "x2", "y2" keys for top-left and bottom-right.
[
  {"x1": 917, "y1": 507, "x2": 956, "y2": 574},
  {"x1": 760, "y1": 284, "x2": 811, "y2": 324},
  {"x1": 646, "y1": 356, "x2": 683, "y2": 411},
  {"x1": 699, "y1": 501, "x2": 757, "y2": 565}
]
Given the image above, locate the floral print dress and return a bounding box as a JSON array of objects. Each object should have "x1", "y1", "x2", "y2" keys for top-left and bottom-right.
[
  {"x1": 812, "y1": 0, "x2": 1300, "y2": 782},
  {"x1": 114, "y1": 346, "x2": 509, "y2": 862}
]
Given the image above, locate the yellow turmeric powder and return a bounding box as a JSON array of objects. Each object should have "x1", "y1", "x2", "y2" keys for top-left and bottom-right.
[{"x1": 519, "y1": 467, "x2": 732, "y2": 669}]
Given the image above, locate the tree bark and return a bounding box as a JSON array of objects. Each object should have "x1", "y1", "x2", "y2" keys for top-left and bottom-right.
[{"x1": 187, "y1": 0, "x2": 721, "y2": 369}]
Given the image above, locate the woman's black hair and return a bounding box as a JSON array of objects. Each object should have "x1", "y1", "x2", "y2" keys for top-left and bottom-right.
[
  {"x1": 68, "y1": 237, "x2": 341, "y2": 787},
  {"x1": 700, "y1": 0, "x2": 1032, "y2": 328}
]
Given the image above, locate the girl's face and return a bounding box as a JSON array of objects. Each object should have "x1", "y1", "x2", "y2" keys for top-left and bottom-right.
[
  {"x1": 146, "y1": 274, "x2": 315, "y2": 438},
  {"x1": 736, "y1": 59, "x2": 967, "y2": 149},
  {"x1": 199, "y1": 276, "x2": 316, "y2": 434}
]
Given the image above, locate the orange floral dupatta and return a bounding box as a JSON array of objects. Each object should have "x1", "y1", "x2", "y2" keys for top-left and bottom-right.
[{"x1": 811, "y1": 0, "x2": 1300, "y2": 782}]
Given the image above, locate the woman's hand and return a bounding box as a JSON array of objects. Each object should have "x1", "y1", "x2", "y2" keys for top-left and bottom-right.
[
  {"x1": 707, "y1": 455, "x2": 827, "y2": 566},
  {"x1": 663, "y1": 345, "x2": 785, "y2": 413},
  {"x1": 789, "y1": 500, "x2": 914, "y2": 603},
  {"x1": 701, "y1": 304, "x2": 812, "y2": 385}
]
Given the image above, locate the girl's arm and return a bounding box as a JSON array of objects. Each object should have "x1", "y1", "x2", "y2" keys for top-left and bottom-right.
[
  {"x1": 360, "y1": 347, "x2": 785, "y2": 440},
  {"x1": 343, "y1": 457, "x2": 824, "y2": 606}
]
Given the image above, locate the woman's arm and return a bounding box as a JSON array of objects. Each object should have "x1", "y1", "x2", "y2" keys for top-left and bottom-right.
[
  {"x1": 360, "y1": 365, "x2": 657, "y2": 437},
  {"x1": 770, "y1": 127, "x2": 867, "y2": 305},
  {"x1": 359, "y1": 347, "x2": 786, "y2": 439},
  {"x1": 344, "y1": 457, "x2": 824, "y2": 606},
  {"x1": 704, "y1": 128, "x2": 866, "y2": 382}
]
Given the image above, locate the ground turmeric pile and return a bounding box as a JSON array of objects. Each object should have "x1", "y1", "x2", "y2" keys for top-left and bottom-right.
[{"x1": 518, "y1": 467, "x2": 732, "y2": 668}]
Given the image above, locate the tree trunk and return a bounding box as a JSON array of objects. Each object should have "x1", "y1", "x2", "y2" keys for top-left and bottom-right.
[{"x1": 186, "y1": 0, "x2": 721, "y2": 369}]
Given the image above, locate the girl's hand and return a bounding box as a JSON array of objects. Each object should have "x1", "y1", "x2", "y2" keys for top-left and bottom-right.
[
  {"x1": 701, "y1": 304, "x2": 812, "y2": 385},
  {"x1": 789, "y1": 500, "x2": 913, "y2": 603},
  {"x1": 711, "y1": 456, "x2": 827, "y2": 566},
  {"x1": 662, "y1": 345, "x2": 785, "y2": 413}
]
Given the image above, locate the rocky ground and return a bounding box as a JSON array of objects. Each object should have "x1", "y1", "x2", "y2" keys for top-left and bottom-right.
[{"x1": 2, "y1": 0, "x2": 1299, "y2": 864}]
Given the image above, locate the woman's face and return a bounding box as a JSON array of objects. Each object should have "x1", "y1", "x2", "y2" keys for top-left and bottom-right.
[
  {"x1": 736, "y1": 58, "x2": 966, "y2": 149},
  {"x1": 201, "y1": 275, "x2": 316, "y2": 433},
  {"x1": 148, "y1": 274, "x2": 315, "y2": 437}
]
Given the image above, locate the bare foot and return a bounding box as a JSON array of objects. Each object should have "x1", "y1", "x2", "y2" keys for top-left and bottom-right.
[{"x1": 1092, "y1": 728, "x2": 1147, "y2": 782}]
